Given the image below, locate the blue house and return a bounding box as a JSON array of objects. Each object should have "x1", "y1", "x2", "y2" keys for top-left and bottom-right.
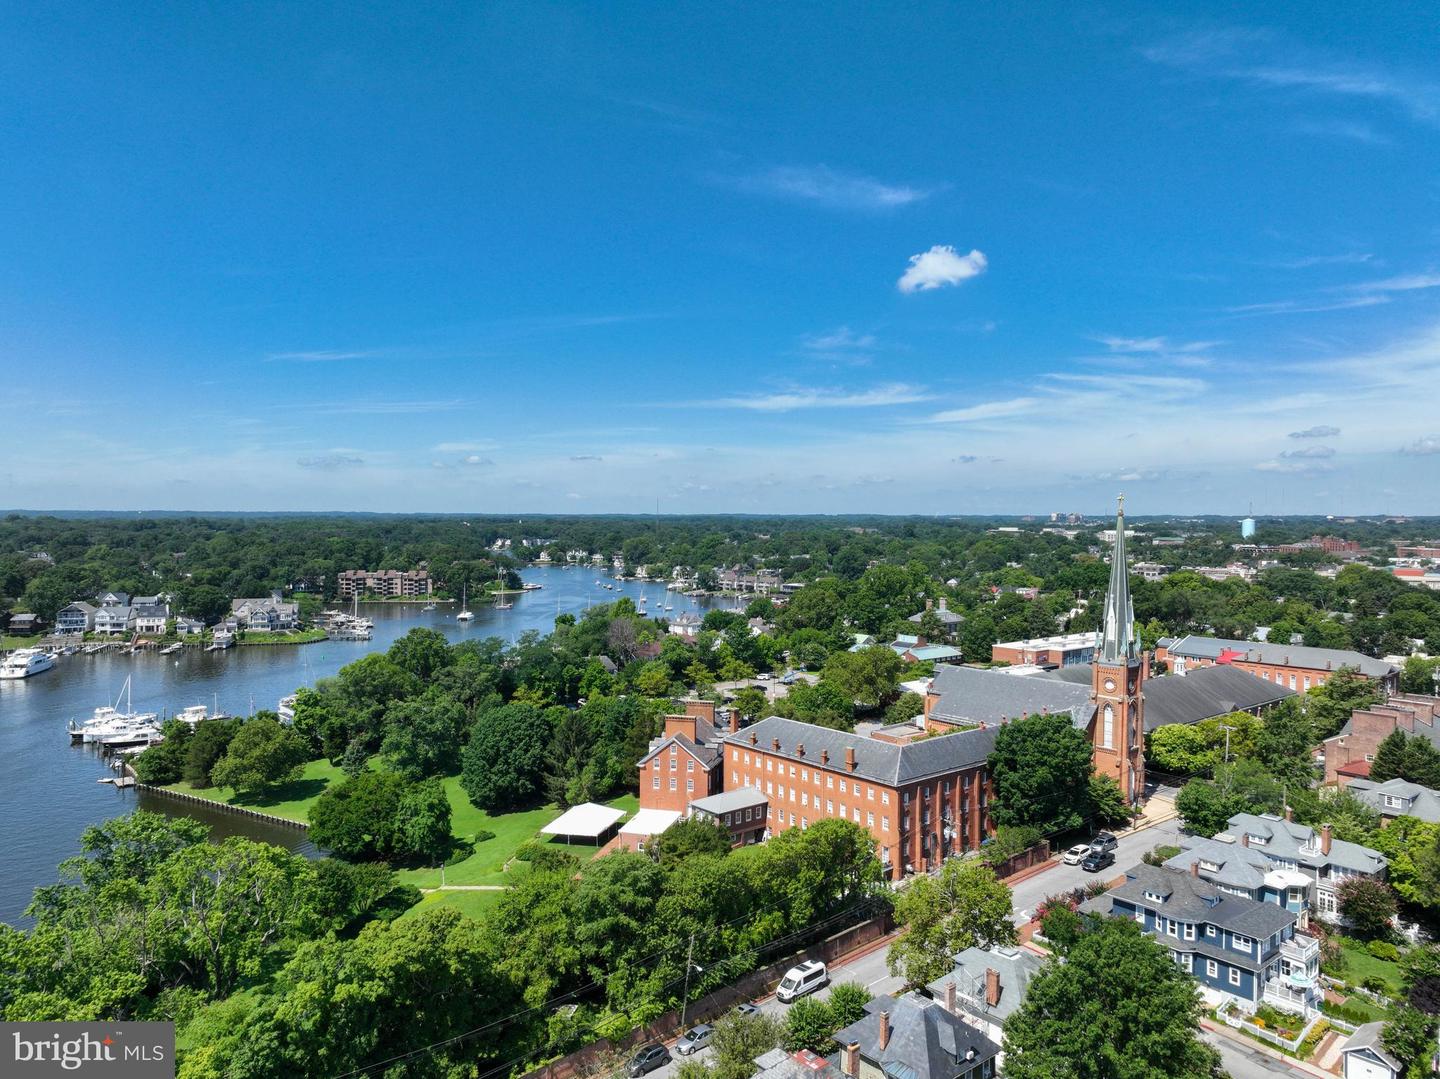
[
  {"x1": 1083, "y1": 863, "x2": 1319, "y2": 1014},
  {"x1": 1163, "y1": 836, "x2": 1315, "y2": 916}
]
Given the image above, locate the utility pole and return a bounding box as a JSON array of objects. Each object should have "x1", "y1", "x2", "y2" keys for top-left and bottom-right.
[
  {"x1": 680, "y1": 932, "x2": 697, "y2": 1027},
  {"x1": 1220, "y1": 724, "x2": 1236, "y2": 765}
]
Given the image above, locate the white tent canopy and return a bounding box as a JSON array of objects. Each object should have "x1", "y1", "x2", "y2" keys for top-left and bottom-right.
[
  {"x1": 541, "y1": 802, "x2": 626, "y2": 840},
  {"x1": 620, "y1": 808, "x2": 681, "y2": 837}
]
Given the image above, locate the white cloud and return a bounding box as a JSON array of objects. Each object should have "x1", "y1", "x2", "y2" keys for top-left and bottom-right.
[
  {"x1": 704, "y1": 384, "x2": 932, "y2": 412},
  {"x1": 1288, "y1": 425, "x2": 1341, "y2": 439},
  {"x1": 737, "y1": 165, "x2": 935, "y2": 210},
  {"x1": 462, "y1": 455, "x2": 493, "y2": 467},
  {"x1": 432, "y1": 440, "x2": 498, "y2": 453},
  {"x1": 265, "y1": 349, "x2": 382, "y2": 363},
  {"x1": 1093, "y1": 334, "x2": 1220, "y2": 354},
  {"x1": 1400, "y1": 435, "x2": 1440, "y2": 456},
  {"x1": 801, "y1": 326, "x2": 878, "y2": 352},
  {"x1": 926, "y1": 397, "x2": 1040, "y2": 424},
  {"x1": 1255, "y1": 459, "x2": 1336, "y2": 474},
  {"x1": 1279, "y1": 445, "x2": 1336, "y2": 459},
  {"x1": 897, "y1": 246, "x2": 988, "y2": 293},
  {"x1": 1274, "y1": 253, "x2": 1373, "y2": 270},
  {"x1": 297, "y1": 454, "x2": 364, "y2": 470}
]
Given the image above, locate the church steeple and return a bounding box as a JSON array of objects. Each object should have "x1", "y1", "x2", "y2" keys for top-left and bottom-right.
[{"x1": 1099, "y1": 493, "x2": 1139, "y2": 666}]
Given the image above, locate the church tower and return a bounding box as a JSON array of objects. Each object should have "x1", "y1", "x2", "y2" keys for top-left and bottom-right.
[{"x1": 1092, "y1": 495, "x2": 1145, "y2": 803}]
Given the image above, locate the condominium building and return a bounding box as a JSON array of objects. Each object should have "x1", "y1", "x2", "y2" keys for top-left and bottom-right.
[{"x1": 337, "y1": 569, "x2": 434, "y2": 598}]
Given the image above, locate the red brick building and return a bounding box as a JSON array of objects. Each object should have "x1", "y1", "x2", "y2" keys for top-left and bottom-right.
[
  {"x1": 636, "y1": 700, "x2": 732, "y2": 813},
  {"x1": 1323, "y1": 694, "x2": 1440, "y2": 786},
  {"x1": 1157, "y1": 635, "x2": 1399, "y2": 695}
]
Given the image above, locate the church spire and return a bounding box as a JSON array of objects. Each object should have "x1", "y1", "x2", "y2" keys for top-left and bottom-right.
[{"x1": 1100, "y1": 493, "x2": 1139, "y2": 665}]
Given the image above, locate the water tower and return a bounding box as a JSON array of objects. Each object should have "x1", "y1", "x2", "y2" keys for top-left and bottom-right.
[{"x1": 1240, "y1": 517, "x2": 1256, "y2": 539}]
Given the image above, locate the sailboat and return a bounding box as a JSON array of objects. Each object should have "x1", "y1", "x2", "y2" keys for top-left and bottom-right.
[
  {"x1": 494, "y1": 569, "x2": 513, "y2": 611},
  {"x1": 457, "y1": 583, "x2": 474, "y2": 622}
]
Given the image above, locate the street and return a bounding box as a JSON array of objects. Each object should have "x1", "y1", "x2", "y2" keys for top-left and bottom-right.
[{"x1": 1203, "y1": 1027, "x2": 1312, "y2": 1078}]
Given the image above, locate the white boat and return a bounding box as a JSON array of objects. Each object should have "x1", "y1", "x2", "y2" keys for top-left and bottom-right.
[
  {"x1": 67, "y1": 677, "x2": 158, "y2": 742},
  {"x1": 457, "y1": 584, "x2": 474, "y2": 622},
  {"x1": 422, "y1": 601, "x2": 437, "y2": 611},
  {"x1": 100, "y1": 723, "x2": 162, "y2": 747},
  {"x1": 1, "y1": 647, "x2": 56, "y2": 679},
  {"x1": 277, "y1": 694, "x2": 296, "y2": 724},
  {"x1": 494, "y1": 571, "x2": 513, "y2": 611},
  {"x1": 173, "y1": 703, "x2": 228, "y2": 727}
]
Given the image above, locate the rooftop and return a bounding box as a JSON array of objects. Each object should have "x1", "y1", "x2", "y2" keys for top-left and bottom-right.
[
  {"x1": 928, "y1": 663, "x2": 1094, "y2": 730},
  {"x1": 1165, "y1": 634, "x2": 1397, "y2": 679}
]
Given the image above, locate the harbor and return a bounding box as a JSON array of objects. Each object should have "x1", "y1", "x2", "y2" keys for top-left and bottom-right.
[{"x1": 0, "y1": 566, "x2": 714, "y2": 926}]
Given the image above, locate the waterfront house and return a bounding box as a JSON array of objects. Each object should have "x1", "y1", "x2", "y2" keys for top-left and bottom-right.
[
  {"x1": 7, "y1": 612, "x2": 42, "y2": 635},
  {"x1": 98, "y1": 591, "x2": 130, "y2": 607},
  {"x1": 668, "y1": 611, "x2": 702, "y2": 639},
  {"x1": 1215, "y1": 812, "x2": 1386, "y2": 922},
  {"x1": 133, "y1": 604, "x2": 169, "y2": 636},
  {"x1": 210, "y1": 622, "x2": 236, "y2": 648},
  {"x1": 231, "y1": 597, "x2": 299, "y2": 632},
  {"x1": 55, "y1": 601, "x2": 97, "y2": 634},
  {"x1": 833, "y1": 992, "x2": 1000, "y2": 1079},
  {"x1": 175, "y1": 616, "x2": 205, "y2": 637},
  {"x1": 1082, "y1": 862, "x2": 1317, "y2": 1014},
  {"x1": 1345, "y1": 778, "x2": 1440, "y2": 824},
  {"x1": 94, "y1": 605, "x2": 135, "y2": 635}
]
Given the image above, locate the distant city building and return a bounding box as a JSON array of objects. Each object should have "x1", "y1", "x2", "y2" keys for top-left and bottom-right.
[
  {"x1": 337, "y1": 569, "x2": 433, "y2": 599},
  {"x1": 888, "y1": 634, "x2": 963, "y2": 664},
  {"x1": 991, "y1": 631, "x2": 1096, "y2": 668},
  {"x1": 1324, "y1": 694, "x2": 1440, "y2": 786}
]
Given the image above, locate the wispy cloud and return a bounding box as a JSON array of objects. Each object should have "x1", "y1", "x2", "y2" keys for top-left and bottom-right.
[
  {"x1": 702, "y1": 383, "x2": 932, "y2": 412},
  {"x1": 265, "y1": 349, "x2": 384, "y2": 363},
  {"x1": 569, "y1": 454, "x2": 603, "y2": 462},
  {"x1": 926, "y1": 396, "x2": 1040, "y2": 424},
  {"x1": 1140, "y1": 28, "x2": 1440, "y2": 126},
  {"x1": 1400, "y1": 435, "x2": 1440, "y2": 456},
  {"x1": 1273, "y1": 252, "x2": 1374, "y2": 270},
  {"x1": 1255, "y1": 458, "x2": 1336, "y2": 475},
  {"x1": 1280, "y1": 445, "x2": 1335, "y2": 459},
  {"x1": 1289, "y1": 425, "x2": 1340, "y2": 439},
  {"x1": 897, "y1": 246, "x2": 988, "y2": 293},
  {"x1": 734, "y1": 165, "x2": 936, "y2": 210},
  {"x1": 801, "y1": 326, "x2": 878, "y2": 352},
  {"x1": 297, "y1": 453, "x2": 364, "y2": 470},
  {"x1": 309, "y1": 399, "x2": 465, "y2": 415},
  {"x1": 432, "y1": 440, "x2": 497, "y2": 453},
  {"x1": 1290, "y1": 119, "x2": 1390, "y2": 144},
  {"x1": 1227, "y1": 295, "x2": 1389, "y2": 317},
  {"x1": 1093, "y1": 334, "x2": 1220, "y2": 354}
]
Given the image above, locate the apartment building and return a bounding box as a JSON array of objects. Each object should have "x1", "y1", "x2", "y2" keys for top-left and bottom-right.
[
  {"x1": 1157, "y1": 635, "x2": 1399, "y2": 694},
  {"x1": 1324, "y1": 694, "x2": 1440, "y2": 785},
  {"x1": 337, "y1": 569, "x2": 433, "y2": 599}
]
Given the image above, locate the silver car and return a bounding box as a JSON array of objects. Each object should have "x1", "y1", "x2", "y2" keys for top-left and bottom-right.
[{"x1": 675, "y1": 1024, "x2": 714, "y2": 1055}]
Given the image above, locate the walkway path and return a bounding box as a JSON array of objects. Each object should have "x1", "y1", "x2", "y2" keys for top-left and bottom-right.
[{"x1": 417, "y1": 884, "x2": 507, "y2": 893}]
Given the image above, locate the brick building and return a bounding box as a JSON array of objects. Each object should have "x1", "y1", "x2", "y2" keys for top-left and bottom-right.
[
  {"x1": 1323, "y1": 694, "x2": 1440, "y2": 786},
  {"x1": 337, "y1": 569, "x2": 433, "y2": 599},
  {"x1": 636, "y1": 700, "x2": 733, "y2": 813},
  {"x1": 990, "y1": 631, "x2": 1096, "y2": 668},
  {"x1": 1157, "y1": 635, "x2": 1399, "y2": 694}
]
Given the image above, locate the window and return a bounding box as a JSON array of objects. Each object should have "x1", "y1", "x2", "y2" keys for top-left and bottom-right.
[
  {"x1": 882, "y1": 817, "x2": 889, "y2": 832},
  {"x1": 766, "y1": 781, "x2": 773, "y2": 795},
  {"x1": 839, "y1": 780, "x2": 847, "y2": 794},
  {"x1": 732, "y1": 750, "x2": 739, "y2": 761},
  {"x1": 827, "y1": 800, "x2": 834, "y2": 814},
  {"x1": 670, "y1": 778, "x2": 677, "y2": 791},
  {"x1": 801, "y1": 769, "x2": 808, "y2": 782},
  {"x1": 840, "y1": 804, "x2": 847, "y2": 818},
  {"x1": 853, "y1": 807, "x2": 861, "y2": 822},
  {"x1": 867, "y1": 812, "x2": 874, "y2": 827},
  {"x1": 687, "y1": 760, "x2": 694, "y2": 772},
  {"x1": 744, "y1": 752, "x2": 750, "y2": 765},
  {"x1": 1102, "y1": 704, "x2": 1114, "y2": 750},
  {"x1": 1228, "y1": 967, "x2": 1241, "y2": 987},
  {"x1": 1206, "y1": 960, "x2": 1218, "y2": 977},
  {"x1": 670, "y1": 745, "x2": 677, "y2": 755},
  {"x1": 1166, "y1": 919, "x2": 1178, "y2": 938},
  {"x1": 868, "y1": 787, "x2": 875, "y2": 801},
  {"x1": 1232, "y1": 935, "x2": 1251, "y2": 953},
  {"x1": 652, "y1": 777, "x2": 659, "y2": 789},
  {"x1": 801, "y1": 817, "x2": 808, "y2": 829},
  {"x1": 789, "y1": 788, "x2": 796, "y2": 803},
  {"x1": 670, "y1": 759, "x2": 677, "y2": 772},
  {"x1": 778, "y1": 784, "x2": 785, "y2": 799},
  {"x1": 1184, "y1": 924, "x2": 1196, "y2": 941},
  {"x1": 882, "y1": 791, "x2": 890, "y2": 806},
  {"x1": 827, "y1": 776, "x2": 834, "y2": 789},
  {"x1": 788, "y1": 813, "x2": 795, "y2": 826},
  {"x1": 801, "y1": 792, "x2": 809, "y2": 807},
  {"x1": 767, "y1": 760, "x2": 773, "y2": 772},
  {"x1": 1289, "y1": 674, "x2": 1296, "y2": 689},
  {"x1": 686, "y1": 778, "x2": 693, "y2": 793},
  {"x1": 1303, "y1": 676, "x2": 1311, "y2": 690},
  {"x1": 789, "y1": 765, "x2": 796, "y2": 777}
]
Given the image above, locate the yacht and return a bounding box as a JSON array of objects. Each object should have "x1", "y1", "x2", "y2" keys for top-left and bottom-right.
[
  {"x1": 457, "y1": 584, "x2": 474, "y2": 622},
  {"x1": 173, "y1": 703, "x2": 228, "y2": 727},
  {"x1": 494, "y1": 572, "x2": 513, "y2": 611},
  {"x1": 277, "y1": 695, "x2": 297, "y2": 724},
  {"x1": 1, "y1": 647, "x2": 56, "y2": 679},
  {"x1": 67, "y1": 677, "x2": 158, "y2": 742}
]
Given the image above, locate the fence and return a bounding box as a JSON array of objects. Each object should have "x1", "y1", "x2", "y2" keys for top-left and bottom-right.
[
  {"x1": 987, "y1": 840, "x2": 1051, "y2": 880},
  {"x1": 520, "y1": 903, "x2": 894, "y2": 1079}
]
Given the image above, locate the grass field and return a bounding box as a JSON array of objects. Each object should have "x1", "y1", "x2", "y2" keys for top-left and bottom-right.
[
  {"x1": 1, "y1": 634, "x2": 44, "y2": 649},
  {"x1": 1336, "y1": 937, "x2": 1404, "y2": 993},
  {"x1": 164, "y1": 758, "x2": 345, "y2": 822},
  {"x1": 399, "y1": 888, "x2": 510, "y2": 922}
]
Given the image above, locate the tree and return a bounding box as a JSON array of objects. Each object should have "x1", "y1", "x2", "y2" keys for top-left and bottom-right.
[
  {"x1": 1382, "y1": 1006, "x2": 1438, "y2": 1079},
  {"x1": 821, "y1": 646, "x2": 903, "y2": 711},
  {"x1": 209, "y1": 716, "x2": 310, "y2": 794},
  {"x1": 308, "y1": 770, "x2": 404, "y2": 859},
  {"x1": 732, "y1": 686, "x2": 768, "y2": 721},
  {"x1": 1039, "y1": 905, "x2": 1084, "y2": 954},
  {"x1": 1402, "y1": 737, "x2": 1440, "y2": 788},
  {"x1": 461, "y1": 703, "x2": 554, "y2": 811},
  {"x1": 773, "y1": 681, "x2": 854, "y2": 731},
  {"x1": 392, "y1": 778, "x2": 453, "y2": 863},
  {"x1": 648, "y1": 817, "x2": 731, "y2": 866},
  {"x1": 1306, "y1": 666, "x2": 1383, "y2": 740},
  {"x1": 1256, "y1": 698, "x2": 1316, "y2": 785},
  {"x1": 883, "y1": 691, "x2": 925, "y2": 725},
  {"x1": 888, "y1": 861, "x2": 1015, "y2": 987},
  {"x1": 182, "y1": 717, "x2": 242, "y2": 788},
  {"x1": 782, "y1": 996, "x2": 838, "y2": 1052},
  {"x1": 826, "y1": 981, "x2": 873, "y2": 1027},
  {"x1": 1337, "y1": 876, "x2": 1397, "y2": 941},
  {"x1": 1372, "y1": 729, "x2": 1411, "y2": 783},
  {"x1": 708, "y1": 1010, "x2": 783, "y2": 1079},
  {"x1": 1002, "y1": 918, "x2": 1220, "y2": 1079},
  {"x1": 386, "y1": 627, "x2": 453, "y2": 680},
  {"x1": 1087, "y1": 775, "x2": 1133, "y2": 829},
  {"x1": 380, "y1": 694, "x2": 469, "y2": 780},
  {"x1": 1174, "y1": 777, "x2": 1247, "y2": 837},
  {"x1": 988, "y1": 712, "x2": 1094, "y2": 834},
  {"x1": 1148, "y1": 724, "x2": 1219, "y2": 775}
]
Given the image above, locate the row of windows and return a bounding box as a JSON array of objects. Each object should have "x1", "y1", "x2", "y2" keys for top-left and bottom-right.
[
  {"x1": 1138, "y1": 907, "x2": 1258, "y2": 954},
  {"x1": 729, "y1": 750, "x2": 896, "y2": 804},
  {"x1": 653, "y1": 777, "x2": 696, "y2": 792}
]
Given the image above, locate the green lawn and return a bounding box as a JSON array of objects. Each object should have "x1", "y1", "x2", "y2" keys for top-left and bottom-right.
[
  {"x1": 2, "y1": 634, "x2": 44, "y2": 648},
  {"x1": 399, "y1": 888, "x2": 510, "y2": 922},
  {"x1": 1336, "y1": 937, "x2": 1404, "y2": 993},
  {"x1": 395, "y1": 784, "x2": 638, "y2": 889},
  {"x1": 164, "y1": 758, "x2": 345, "y2": 822},
  {"x1": 237, "y1": 628, "x2": 328, "y2": 646}
]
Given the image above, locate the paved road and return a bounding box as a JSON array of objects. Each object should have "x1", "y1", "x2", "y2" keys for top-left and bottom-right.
[
  {"x1": 1008, "y1": 816, "x2": 1183, "y2": 923},
  {"x1": 1203, "y1": 1027, "x2": 1311, "y2": 1078}
]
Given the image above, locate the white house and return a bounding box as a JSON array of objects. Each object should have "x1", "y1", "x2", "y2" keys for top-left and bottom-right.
[
  {"x1": 55, "y1": 601, "x2": 97, "y2": 635},
  {"x1": 133, "y1": 604, "x2": 169, "y2": 635},
  {"x1": 668, "y1": 611, "x2": 702, "y2": 639},
  {"x1": 94, "y1": 606, "x2": 135, "y2": 635},
  {"x1": 175, "y1": 616, "x2": 205, "y2": 637}
]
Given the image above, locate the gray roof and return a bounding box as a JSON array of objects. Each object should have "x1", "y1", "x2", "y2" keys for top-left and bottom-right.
[
  {"x1": 833, "y1": 993, "x2": 998, "y2": 1079},
  {"x1": 725, "y1": 715, "x2": 997, "y2": 786},
  {"x1": 1164, "y1": 836, "x2": 1276, "y2": 892},
  {"x1": 753, "y1": 1049, "x2": 844, "y2": 1079},
  {"x1": 1095, "y1": 863, "x2": 1296, "y2": 939},
  {"x1": 1140, "y1": 666, "x2": 1294, "y2": 732},
  {"x1": 923, "y1": 945, "x2": 1045, "y2": 1025},
  {"x1": 688, "y1": 787, "x2": 768, "y2": 815},
  {"x1": 1221, "y1": 812, "x2": 1387, "y2": 876},
  {"x1": 96, "y1": 605, "x2": 133, "y2": 619},
  {"x1": 60, "y1": 601, "x2": 97, "y2": 614},
  {"x1": 1166, "y1": 634, "x2": 1397, "y2": 679},
  {"x1": 1346, "y1": 778, "x2": 1440, "y2": 823},
  {"x1": 1340, "y1": 1023, "x2": 1402, "y2": 1073},
  {"x1": 908, "y1": 608, "x2": 964, "y2": 625},
  {"x1": 639, "y1": 731, "x2": 720, "y2": 770},
  {"x1": 927, "y1": 664, "x2": 1094, "y2": 730},
  {"x1": 133, "y1": 604, "x2": 168, "y2": 619}
]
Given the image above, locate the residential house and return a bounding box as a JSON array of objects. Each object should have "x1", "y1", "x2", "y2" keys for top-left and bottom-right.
[
  {"x1": 847, "y1": 634, "x2": 878, "y2": 652},
  {"x1": 834, "y1": 992, "x2": 1000, "y2": 1079},
  {"x1": 133, "y1": 604, "x2": 169, "y2": 636},
  {"x1": 132, "y1": 594, "x2": 164, "y2": 608},
  {"x1": 1163, "y1": 835, "x2": 1314, "y2": 917},
  {"x1": 231, "y1": 596, "x2": 300, "y2": 632},
  {"x1": 924, "y1": 944, "x2": 1045, "y2": 1063},
  {"x1": 210, "y1": 622, "x2": 237, "y2": 648},
  {"x1": 7, "y1": 612, "x2": 42, "y2": 635},
  {"x1": 94, "y1": 606, "x2": 135, "y2": 635},
  {"x1": 97, "y1": 591, "x2": 130, "y2": 607},
  {"x1": 907, "y1": 598, "x2": 965, "y2": 638},
  {"x1": 1325, "y1": 695, "x2": 1440, "y2": 785},
  {"x1": 174, "y1": 616, "x2": 205, "y2": 637},
  {"x1": 1215, "y1": 812, "x2": 1387, "y2": 923},
  {"x1": 55, "y1": 602, "x2": 97, "y2": 635},
  {"x1": 888, "y1": 634, "x2": 963, "y2": 664},
  {"x1": 1156, "y1": 635, "x2": 1399, "y2": 694},
  {"x1": 1338, "y1": 1022, "x2": 1403, "y2": 1079},
  {"x1": 1082, "y1": 863, "x2": 1315, "y2": 1014},
  {"x1": 668, "y1": 611, "x2": 702, "y2": 639},
  {"x1": 1345, "y1": 778, "x2": 1440, "y2": 824},
  {"x1": 753, "y1": 1049, "x2": 845, "y2": 1079}
]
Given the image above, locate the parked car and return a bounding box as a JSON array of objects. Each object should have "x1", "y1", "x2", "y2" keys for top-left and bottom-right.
[
  {"x1": 627, "y1": 1045, "x2": 671, "y2": 1077},
  {"x1": 675, "y1": 1024, "x2": 714, "y2": 1056},
  {"x1": 733, "y1": 1003, "x2": 761, "y2": 1018},
  {"x1": 1088, "y1": 832, "x2": 1118, "y2": 854},
  {"x1": 756, "y1": 672, "x2": 772, "y2": 681},
  {"x1": 1062, "y1": 844, "x2": 1092, "y2": 865},
  {"x1": 776, "y1": 960, "x2": 828, "y2": 1003},
  {"x1": 1081, "y1": 849, "x2": 1116, "y2": 873}
]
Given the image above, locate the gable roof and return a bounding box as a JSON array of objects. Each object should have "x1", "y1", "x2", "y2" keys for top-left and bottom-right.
[
  {"x1": 1140, "y1": 666, "x2": 1294, "y2": 732},
  {"x1": 1346, "y1": 778, "x2": 1440, "y2": 823},
  {"x1": 834, "y1": 994, "x2": 998, "y2": 1079},
  {"x1": 1221, "y1": 812, "x2": 1387, "y2": 876},
  {"x1": 1163, "y1": 836, "x2": 1275, "y2": 892},
  {"x1": 928, "y1": 663, "x2": 1094, "y2": 730},
  {"x1": 724, "y1": 715, "x2": 996, "y2": 786},
  {"x1": 1340, "y1": 1022, "x2": 1402, "y2": 1073},
  {"x1": 924, "y1": 945, "x2": 1045, "y2": 1025},
  {"x1": 1165, "y1": 634, "x2": 1397, "y2": 679},
  {"x1": 1098, "y1": 863, "x2": 1296, "y2": 938}
]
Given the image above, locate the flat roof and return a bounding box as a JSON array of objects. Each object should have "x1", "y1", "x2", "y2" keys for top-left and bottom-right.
[
  {"x1": 690, "y1": 788, "x2": 769, "y2": 815},
  {"x1": 620, "y1": 808, "x2": 681, "y2": 836},
  {"x1": 541, "y1": 802, "x2": 626, "y2": 838}
]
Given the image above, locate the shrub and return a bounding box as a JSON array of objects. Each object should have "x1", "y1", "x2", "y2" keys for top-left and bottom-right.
[
  {"x1": 472, "y1": 829, "x2": 496, "y2": 844},
  {"x1": 1367, "y1": 940, "x2": 1401, "y2": 961},
  {"x1": 1298, "y1": 1019, "x2": 1330, "y2": 1060},
  {"x1": 1362, "y1": 975, "x2": 1390, "y2": 995}
]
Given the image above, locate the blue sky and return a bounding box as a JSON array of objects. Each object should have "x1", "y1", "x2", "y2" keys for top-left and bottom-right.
[{"x1": 3, "y1": 3, "x2": 1439, "y2": 515}]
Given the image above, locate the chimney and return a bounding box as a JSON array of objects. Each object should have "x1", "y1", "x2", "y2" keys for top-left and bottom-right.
[
  {"x1": 821, "y1": 749, "x2": 830, "y2": 766},
  {"x1": 925, "y1": 598, "x2": 934, "y2": 611},
  {"x1": 938, "y1": 598, "x2": 948, "y2": 611},
  {"x1": 878, "y1": 1011, "x2": 891, "y2": 1051},
  {"x1": 772, "y1": 737, "x2": 781, "y2": 751},
  {"x1": 749, "y1": 732, "x2": 758, "y2": 746},
  {"x1": 729, "y1": 708, "x2": 740, "y2": 734},
  {"x1": 1240, "y1": 833, "x2": 1249, "y2": 848},
  {"x1": 1190, "y1": 860, "x2": 1200, "y2": 878},
  {"x1": 1321, "y1": 824, "x2": 1332, "y2": 855},
  {"x1": 845, "y1": 746, "x2": 857, "y2": 773},
  {"x1": 943, "y1": 980, "x2": 957, "y2": 1014},
  {"x1": 841, "y1": 1043, "x2": 860, "y2": 1078},
  {"x1": 796, "y1": 742, "x2": 805, "y2": 758},
  {"x1": 1284, "y1": 805, "x2": 1294, "y2": 822},
  {"x1": 984, "y1": 968, "x2": 1001, "y2": 1008}
]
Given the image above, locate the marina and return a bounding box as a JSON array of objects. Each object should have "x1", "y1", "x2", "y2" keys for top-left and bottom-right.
[{"x1": 0, "y1": 566, "x2": 713, "y2": 925}]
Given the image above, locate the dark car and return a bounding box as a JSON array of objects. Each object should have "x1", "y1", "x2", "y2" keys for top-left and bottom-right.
[
  {"x1": 1081, "y1": 849, "x2": 1115, "y2": 873},
  {"x1": 627, "y1": 1044, "x2": 671, "y2": 1077},
  {"x1": 1088, "y1": 832, "x2": 1118, "y2": 854}
]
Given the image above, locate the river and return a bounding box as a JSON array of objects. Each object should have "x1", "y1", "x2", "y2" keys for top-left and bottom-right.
[{"x1": 0, "y1": 566, "x2": 718, "y2": 925}]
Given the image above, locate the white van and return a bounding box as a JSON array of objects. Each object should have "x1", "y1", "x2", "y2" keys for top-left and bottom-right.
[{"x1": 775, "y1": 960, "x2": 828, "y2": 1003}]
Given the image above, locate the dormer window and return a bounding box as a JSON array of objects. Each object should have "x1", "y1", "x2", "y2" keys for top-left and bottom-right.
[
  {"x1": 1200, "y1": 860, "x2": 1220, "y2": 872},
  {"x1": 1247, "y1": 833, "x2": 1267, "y2": 847},
  {"x1": 1384, "y1": 795, "x2": 1405, "y2": 809},
  {"x1": 1142, "y1": 890, "x2": 1165, "y2": 903}
]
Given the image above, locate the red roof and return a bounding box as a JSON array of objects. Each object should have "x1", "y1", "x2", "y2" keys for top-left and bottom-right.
[
  {"x1": 1337, "y1": 760, "x2": 1372, "y2": 778},
  {"x1": 1216, "y1": 648, "x2": 1248, "y2": 664}
]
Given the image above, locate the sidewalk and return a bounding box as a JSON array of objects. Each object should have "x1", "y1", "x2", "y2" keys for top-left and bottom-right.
[{"x1": 1200, "y1": 1018, "x2": 1335, "y2": 1078}]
